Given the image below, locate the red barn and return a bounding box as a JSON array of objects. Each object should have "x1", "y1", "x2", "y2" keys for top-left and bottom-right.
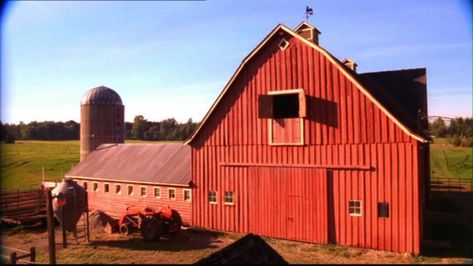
[
  {"x1": 66, "y1": 143, "x2": 192, "y2": 225},
  {"x1": 185, "y1": 22, "x2": 430, "y2": 254}
]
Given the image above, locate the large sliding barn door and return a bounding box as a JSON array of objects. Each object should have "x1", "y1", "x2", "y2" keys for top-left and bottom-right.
[{"x1": 248, "y1": 167, "x2": 328, "y2": 244}]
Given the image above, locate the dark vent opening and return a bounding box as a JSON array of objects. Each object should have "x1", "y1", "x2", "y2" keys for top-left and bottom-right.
[{"x1": 378, "y1": 202, "x2": 389, "y2": 218}]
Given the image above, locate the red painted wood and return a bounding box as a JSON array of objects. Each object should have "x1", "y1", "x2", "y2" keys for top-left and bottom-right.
[
  {"x1": 74, "y1": 179, "x2": 192, "y2": 225},
  {"x1": 190, "y1": 34, "x2": 424, "y2": 254}
]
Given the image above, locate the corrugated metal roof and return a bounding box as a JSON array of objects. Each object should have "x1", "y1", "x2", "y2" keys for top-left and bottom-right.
[
  {"x1": 81, "y1": 86, "x2": 123, "y2": 105},
  {"x1": 66, "y1": 143, "x2": 190, "y2": 185}
]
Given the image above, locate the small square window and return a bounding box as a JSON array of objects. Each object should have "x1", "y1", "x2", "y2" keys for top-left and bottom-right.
[
  {"x1": 169, "y1": 188, "x2": 176, "y2": 200},
  {"x1": 378, "y1": 202, "x2": 389, "y2": 218},
  {"x1": 224, "y1": 191, "x2": 234, "y2": 205},
  {"x1": 104, "y1": 183, "x2": 110, "y2": 193},
  {"x1": 154, "y1": 187, "x2": 161, "y2": 198},
  {"x1": 140, "y1": 186, "x2": 147, "y2": 197},
  {"x1": 349, "y1": 200, "x2": 362, "y2": 216},
  {"x1": 82, "y1": 181, "x2": 88, "y2": 191},
  {"x1": 184, "y1": 189, "x2": 191, "y2": 202},
  {"x1": 127, "y1": 185, "x2": 134, "y2": 196},
  {"x1": 93, "y1": 182, "x2": 99, "y2": 192},
  {"x1": 278, "y1": 38, "x2": 289, "y2": 50},
  {"x1": 115, "y1": 184, "x2": 121, "y2": 194},
  {"x1": 209, "y1": 191, "x2": 217, "y2": 204}
]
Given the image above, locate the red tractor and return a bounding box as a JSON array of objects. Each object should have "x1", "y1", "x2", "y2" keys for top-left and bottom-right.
[{"x1": 118, "y1": 206, "x2": 182, "y2": 242}]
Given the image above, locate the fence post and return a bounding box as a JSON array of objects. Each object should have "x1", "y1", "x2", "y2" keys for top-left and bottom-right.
[
  {"x1": 46, "y1": 189, "x2": 56, "y2": 265},
  {"x1": 30, "y1": 247, "x2": 36, "y2": 262},
  {"x1": 10, "y1": 252, "x2": 17, "y2": 265}
]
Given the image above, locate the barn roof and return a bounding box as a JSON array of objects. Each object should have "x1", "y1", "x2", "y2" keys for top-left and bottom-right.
[
  {"x1": 358, "y1": 68, "x2": 428, "y2": 136},
  {"x1": 185, "y1": 23, "x2": 429, "y2": 144},
  {"x1": 65, "y1": 143, "x2": 190, "y2": 186},
  {"x1": 194, "y1": 233, "x2": 288, "y2": 264}
]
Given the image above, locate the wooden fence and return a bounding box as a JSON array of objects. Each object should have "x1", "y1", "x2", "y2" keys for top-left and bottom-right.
[
  {"x1": 1, "y1": 246, "x2": 36, "y2": 264},
  {"x1": 430, "y1": 177, "x2": 472, "y2": 192},
  {"x1": 0, "y1": 189, "x2": 46, "y2": 225}
]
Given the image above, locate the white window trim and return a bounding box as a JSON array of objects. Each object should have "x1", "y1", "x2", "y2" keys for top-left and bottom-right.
[
  {"x1": 140, "y1": 186, "x2": 147, "y2": 197},
  {"x1": 153, "y1": 186, "x2": 161, "y2": 199},
  {"x1": 267, "y1": 89, "x2": 305, "y2": 146},
  {"x1": 93, "y1": 182, "x2": 99, "y2": 192},
  {"x1": 278, "y1": 38, "x2": 289, "y2": 51},
  {"x1": 115, "y1": 184, "x2": 122, "y2": 195},
  {"x1": 349, "y1": 200, "x2": 363, "y2": 216},
  {"x1": 209, "y1": 191, "x2": 218, "y2": 204},
  {"x1": 168, "y1": 188, "x2": 176, "y2": 200},
  {"x1": 183, "y1": 189, "x2": 192, "y2": 202},
  {"x1": 224, "y1": 191, "x2": 235, "y2": 206},
  {"x1": 127, "y1": 185, "x2": 134, "y2": 196},
  {"x1": 103, "y1": 182, "x2": 110, "y2": 193}
]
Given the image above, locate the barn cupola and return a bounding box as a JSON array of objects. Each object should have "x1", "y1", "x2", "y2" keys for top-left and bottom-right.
[
  {"x1": 294, "y1": 21, "x2": 321, "y2": 45},
  {"x1": 342, "y1": 58, "x2": 358, "y2": 72}
]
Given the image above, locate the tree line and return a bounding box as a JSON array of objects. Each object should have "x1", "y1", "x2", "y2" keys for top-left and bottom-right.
[
  {"x1": 429, "y1": 117, "x2": 472, "y2": 147},
  {"x1": 0, "y1": 115, "x2": 199, "y2": 143}
]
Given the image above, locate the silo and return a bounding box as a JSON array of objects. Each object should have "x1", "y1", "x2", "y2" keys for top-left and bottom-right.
[{"x1": 80, "y1": 86, "x2": 124, "y2": 161}]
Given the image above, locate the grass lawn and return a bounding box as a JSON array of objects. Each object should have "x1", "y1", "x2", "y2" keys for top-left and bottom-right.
[{"x1": 430, "y1": 138, "x2": 472, "y2": 179}]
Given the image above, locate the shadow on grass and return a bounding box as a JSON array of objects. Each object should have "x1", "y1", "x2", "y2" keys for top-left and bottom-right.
[
  {"x1": 90, "y1": 228, "x2": 227, "y2": 252},
  {"x1": 423, "y1": 190, "x2": 472, "y2": 259}
]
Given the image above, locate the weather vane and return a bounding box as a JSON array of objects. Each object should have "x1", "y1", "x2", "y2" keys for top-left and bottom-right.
[{"x1": 305, "y1": 6, "x2": 314, "y2": 21}]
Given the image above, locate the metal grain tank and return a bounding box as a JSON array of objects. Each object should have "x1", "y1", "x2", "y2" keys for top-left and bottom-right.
[
  {"x1": 52, "y1": 179, "x2": 86, "y2": 232},
  {"x1": 80, "y1": 86, "x2": 124, "y2": 161}
]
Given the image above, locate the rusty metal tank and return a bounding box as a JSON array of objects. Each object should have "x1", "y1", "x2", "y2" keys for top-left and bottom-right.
[
  {"x1": 80, "y1": 86, "x2": 124, "y2": 161},
  {"x1": 52, "y1": 179, "x2": 86, "y2": 232}
]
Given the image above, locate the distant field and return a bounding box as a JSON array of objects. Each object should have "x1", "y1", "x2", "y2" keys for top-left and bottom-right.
[
  {"x1": 0, "y1": 140, "x2": 182, "y2": 192},
  {"x1": 430, "y1": 138, "x2": 472, "y2": 179},
  {"x1": 0, "y1": 139, "x2": 470, "y2": 192}
]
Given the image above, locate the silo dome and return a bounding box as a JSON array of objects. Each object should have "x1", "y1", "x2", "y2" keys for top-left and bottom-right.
[
  {"x1": 81, "y1": 86, "x2": 123, "y2": 105},
  {"x1": 80, "y1": 86, "x2": 125, "y2": 161}
]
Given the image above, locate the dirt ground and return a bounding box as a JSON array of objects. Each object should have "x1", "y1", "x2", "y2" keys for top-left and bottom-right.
[{"x1": 1, "y1": 223, "x2": 471, "y2": 264}]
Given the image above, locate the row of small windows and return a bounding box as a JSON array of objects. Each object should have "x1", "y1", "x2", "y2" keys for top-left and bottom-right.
[
  {"x1": 209, "y1": 191, "x2": 234, "y2": 205},
  {"x1": 83, "y1": 181, "x2": 191, "y2": 202},
  {"x1": 348, "y1": 200, "x2": 390, "y2": 218}
]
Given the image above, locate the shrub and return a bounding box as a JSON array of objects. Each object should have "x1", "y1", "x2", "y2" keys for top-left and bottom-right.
[
  {"x1": 448, "y1": 136, "x2": 461, "y2": 146},
  {"x1": 460, "y1": 137, "x2": 472, "y2": 147}
]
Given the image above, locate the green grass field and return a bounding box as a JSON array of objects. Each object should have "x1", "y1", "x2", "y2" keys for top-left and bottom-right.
[
  {"x1": 0, "y1": 139, "x2": 470, "y2": 192},
  {"x1": 430, "y1": 138, "x2": 472, "y2": 179}
]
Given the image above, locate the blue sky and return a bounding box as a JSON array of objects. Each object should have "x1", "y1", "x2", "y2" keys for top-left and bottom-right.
[{"x1": 2, "y1": 0, "x2": 471, "y2": 124}]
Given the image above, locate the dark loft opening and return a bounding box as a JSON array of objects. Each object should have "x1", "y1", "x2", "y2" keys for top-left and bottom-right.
[{"x1": 273, "y1": 93, "x2": 299, "y2": 118}]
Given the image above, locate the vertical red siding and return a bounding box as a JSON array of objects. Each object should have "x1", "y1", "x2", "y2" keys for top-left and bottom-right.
[
  {"x1": 191, "y1": 33, "x2": 423, "y2": 254},
  {"x1": 75, "y1": 179, "x2": 192, "y2": 225}
]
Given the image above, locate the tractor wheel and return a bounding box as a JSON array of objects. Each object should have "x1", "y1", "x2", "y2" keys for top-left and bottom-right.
[
  {"x1": 119, "y1": 223, "x2": 130, "y2": 235},
  {"x1": 140, "y1": 216, "x2": 163, "y2": 242}
]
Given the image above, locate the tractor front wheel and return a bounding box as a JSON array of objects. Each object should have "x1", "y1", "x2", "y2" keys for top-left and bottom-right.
[
  {"x1": 119, "y1": 223, "x2": 130, "y2": 235},
  {"x1": 140, "y1": 216, "x2": 163, "y2": 242}
]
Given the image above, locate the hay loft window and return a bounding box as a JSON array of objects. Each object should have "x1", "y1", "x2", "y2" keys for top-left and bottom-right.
[
  {"x1": 259, "y1": 89, "x2": 306, "y2": 145},
  {"x1": 140, "y1": 186, "x2": 147, "y2": 197},
  {"x1": 104, "y1": 183, "x2": 110, "y2": 193},
  {"x1": 127, "y1": 185, "x2": 134, "y2": 196},
  {"x1": 349, "y1": 200, "x2": 362, "y2": 216},
  {"x1": 184, "y1": 189, "x2": 192, "y2": 202},
  {"x1": 93, "y1": 182, "x2": 99, "y2": 192},
  {"x1": 209, "y1": 191, "x2": 217, "y2": 204},
  {"x1": 224, "y1": 191, "x2": 234, "y2": 205},
  {"x1": 154, "y1": 187, "x2": 161, "y2": 198},
  {"x1": 168, "y1": 188, "x2": 176, "y2": 200},
  {"x1": 115, "y1": 184, "x2": 121, "y2": 195}
]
